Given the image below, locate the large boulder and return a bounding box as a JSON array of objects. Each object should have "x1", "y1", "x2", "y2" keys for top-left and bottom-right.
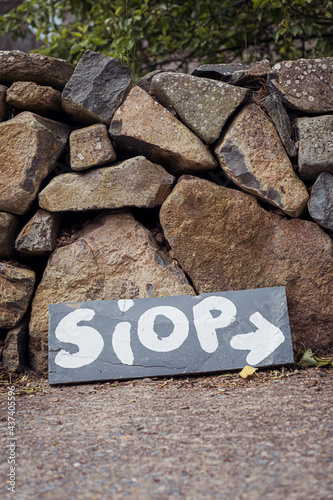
[
  {"x1": 160, "y1": 176, "x2": 333, "y2": 352},
  {"x1": 0, "y1": 262, "x2": 35, "y2": 329},
  {"x1": 62, "y1": 50, "x2": 132, "y2": 124},
  {"x1": 109, "y1": 85, "x2": 217, "y2": 175},
  {"x1": 0, "y1": 50, "x2": 74, "y2": 90},
  {"x1": 151, "y1": 72, "x2": 250, "y2": 144},
  {"x1": 38, "y1": 156, "x2": 175, "y2": 211},
  {"x1": 268, "y1": 58, "x2": 333, "y2": 113},
  {"x1": 0, "y1": 112, "x2": 71, "y2": 215},
  {"x1": 29, "y1": 211, "x2": 195, "y2": 371},
  {"x1": 214, "y1": 104, "x2": 308, "y2": 217}
]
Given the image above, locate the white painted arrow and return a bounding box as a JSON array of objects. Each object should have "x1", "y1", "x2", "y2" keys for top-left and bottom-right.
[{"x1": 229, "y1": 312, "x2": 285, "y2": 365}]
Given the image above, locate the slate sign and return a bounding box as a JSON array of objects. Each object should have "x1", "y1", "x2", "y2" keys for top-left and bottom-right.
[{"x1": 48, "y1": 286, "x2": 294, "y2": 385}]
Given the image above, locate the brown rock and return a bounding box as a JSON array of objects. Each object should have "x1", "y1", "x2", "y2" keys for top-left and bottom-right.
[
  {"x1": 39, "y1": 156, "x2": 175, "y2": 211},
  {"x1": 70, "y1": 124, "x2": 116, "y2": 170},
  {"x1": 0, "y1": 50, "x2": 74, "y2": 90},
  {"x1": 267, "y1": 58, "x2": 333, "y2": 113},
  {"x1": 29, "y1": 210, "x2": 195, "y2": 371},
  {"x1": 0, "y1": 211, "x2": 19, "y2": 257},
  {"x1": 109, "y1": 86, "x2": 217, "y2": 175},
  {"x1": 15, "y1": 209, "x2": 59, "y2": 255},
  {"x1": 151, "y1": 72, "x2": 250, "y2": 144},
  {"x1": 215, "y1": 103, "x2": 308, "y2": 217},
  {"x1": 6, "y1": 81, "x2": 62, "y2": 113},
  {"x1": 0, "y1": 262, "x2": 35, "y2": 329},
  {"x1": 0, "y1": 111, "x2": 71, "y2": 215},
  {"x1": 0, "y1": 84, "x2": 7, "y2": 121},
  {"x1": 160, "y1": 176, "x2": 333, "y2": 351}
]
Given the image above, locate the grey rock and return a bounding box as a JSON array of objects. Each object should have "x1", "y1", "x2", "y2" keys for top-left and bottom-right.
[
  {"x1": 151, "y1": 72, "x2": 250, "y2": 144},
  {"x1": 214, "y1": 103, "x2": 308, "y2": 217},
  {"x1": 70, "y1": 124, "x2": 117, "y2": 171},
  {"x1": 137, "y1": 69, "x2": 178, "y2": 94},
  {"x1": 0, "y1": 262, "x2": 35, "y2": 329},
  {"x1": 0, "y1": 111, "x2": 71, "y2": 215},
  {"x1": 296, "y1": 115, "x2": 333, "y2": 180},
  {"x1": 3, "y1": 319, "x2": 29, "y2": 371},
  {"x1": 307, "y1": 172, "x2": 333, "y2": 232},
  {"x1": 268, "y1": 58, "x2": 333, "y2": 113},
  {"x1": 0, "y1": 50, "x2": 74, "y2": 90},
  {"x1": 62, "y1": 50, "x2": 133, "y2": 124},
  {"x1": 0, "y1": 211, "x2": 18, "y2": 257},
  {"x1": 15, "y1": 209, "x2": 59, "y2": 255},
  {"x1": 0, "y1": 84, "x2": 7, "y2": 121},
  {"x1": 265, "y1": 93, "x2": 297, "y2": 157},
  {"x1": 39, "y1": 156, "x2": 175, "y2": 212},
  {"x1": 192, "y1": 59, "x2": 270, "y2": 86}
]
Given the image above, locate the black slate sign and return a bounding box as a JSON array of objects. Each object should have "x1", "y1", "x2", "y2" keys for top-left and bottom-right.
[{"x1": 48, "y1": 286, "x2": 294, "y2": 385}]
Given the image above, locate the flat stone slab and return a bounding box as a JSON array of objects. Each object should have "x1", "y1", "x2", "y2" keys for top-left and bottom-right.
[
  {"x1": 192, "y1": 59, "x2": 270, "y2": 86},
  {"x1": 296, "y1": 115, "x2": 333, "y2": 180},
  {"x1": 48, "y1": 287, "x2": 293, "y2": 384},
  {"x1": 0, "y1": 50, "x2": 74, "y2": 90},
  {"x1": 38, "y1": 156, "x2": 175, "y2": 211},
  {"x1": 6, "y1": 81, "x2": 62, "y2": 113}
]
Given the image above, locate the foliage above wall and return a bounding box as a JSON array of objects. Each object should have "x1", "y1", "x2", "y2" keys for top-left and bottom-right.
[{"x1": 0, "y1": 0, "x2": 332, "y2": 77}]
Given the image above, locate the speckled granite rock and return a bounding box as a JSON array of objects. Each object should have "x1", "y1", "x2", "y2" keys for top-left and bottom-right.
[
  {"x1": 151, "y1": 72, "x2": 250, "y2": 144},
  {"x1": 268, "y1": 58, "x2": 333, "y2": 113},
  {"x1": 0, "y1": 211, "x2": 18, "y2": 257}
]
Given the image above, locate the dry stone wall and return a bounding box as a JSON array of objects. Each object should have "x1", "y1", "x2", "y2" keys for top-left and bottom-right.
[{"x1": 0, "y1": 49, "x2": 332, "y2": 373}]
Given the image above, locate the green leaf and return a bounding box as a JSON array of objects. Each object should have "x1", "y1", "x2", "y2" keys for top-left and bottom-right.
[{"x1": 299, "y1": 350, "x2": 319, "y2": 367}]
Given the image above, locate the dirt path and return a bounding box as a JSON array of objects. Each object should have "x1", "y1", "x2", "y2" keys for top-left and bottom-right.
[{"x1": 1, "y1": 367, "x2": 333, "y2": 500}]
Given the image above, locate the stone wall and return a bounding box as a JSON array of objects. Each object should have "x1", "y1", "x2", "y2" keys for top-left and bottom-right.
[{"x1": 0, "y1": 50, "x2": 332, "y2": 373}]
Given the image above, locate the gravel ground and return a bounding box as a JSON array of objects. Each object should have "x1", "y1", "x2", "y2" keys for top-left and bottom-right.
[{"x1": 1, "y1": 367, "x2": 333, "y2": 500}]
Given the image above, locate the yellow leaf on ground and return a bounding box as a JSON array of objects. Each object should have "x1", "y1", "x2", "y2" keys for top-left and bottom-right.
[{"x1": 239, "y1": 366, "x2": 258, "y2": 379}]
